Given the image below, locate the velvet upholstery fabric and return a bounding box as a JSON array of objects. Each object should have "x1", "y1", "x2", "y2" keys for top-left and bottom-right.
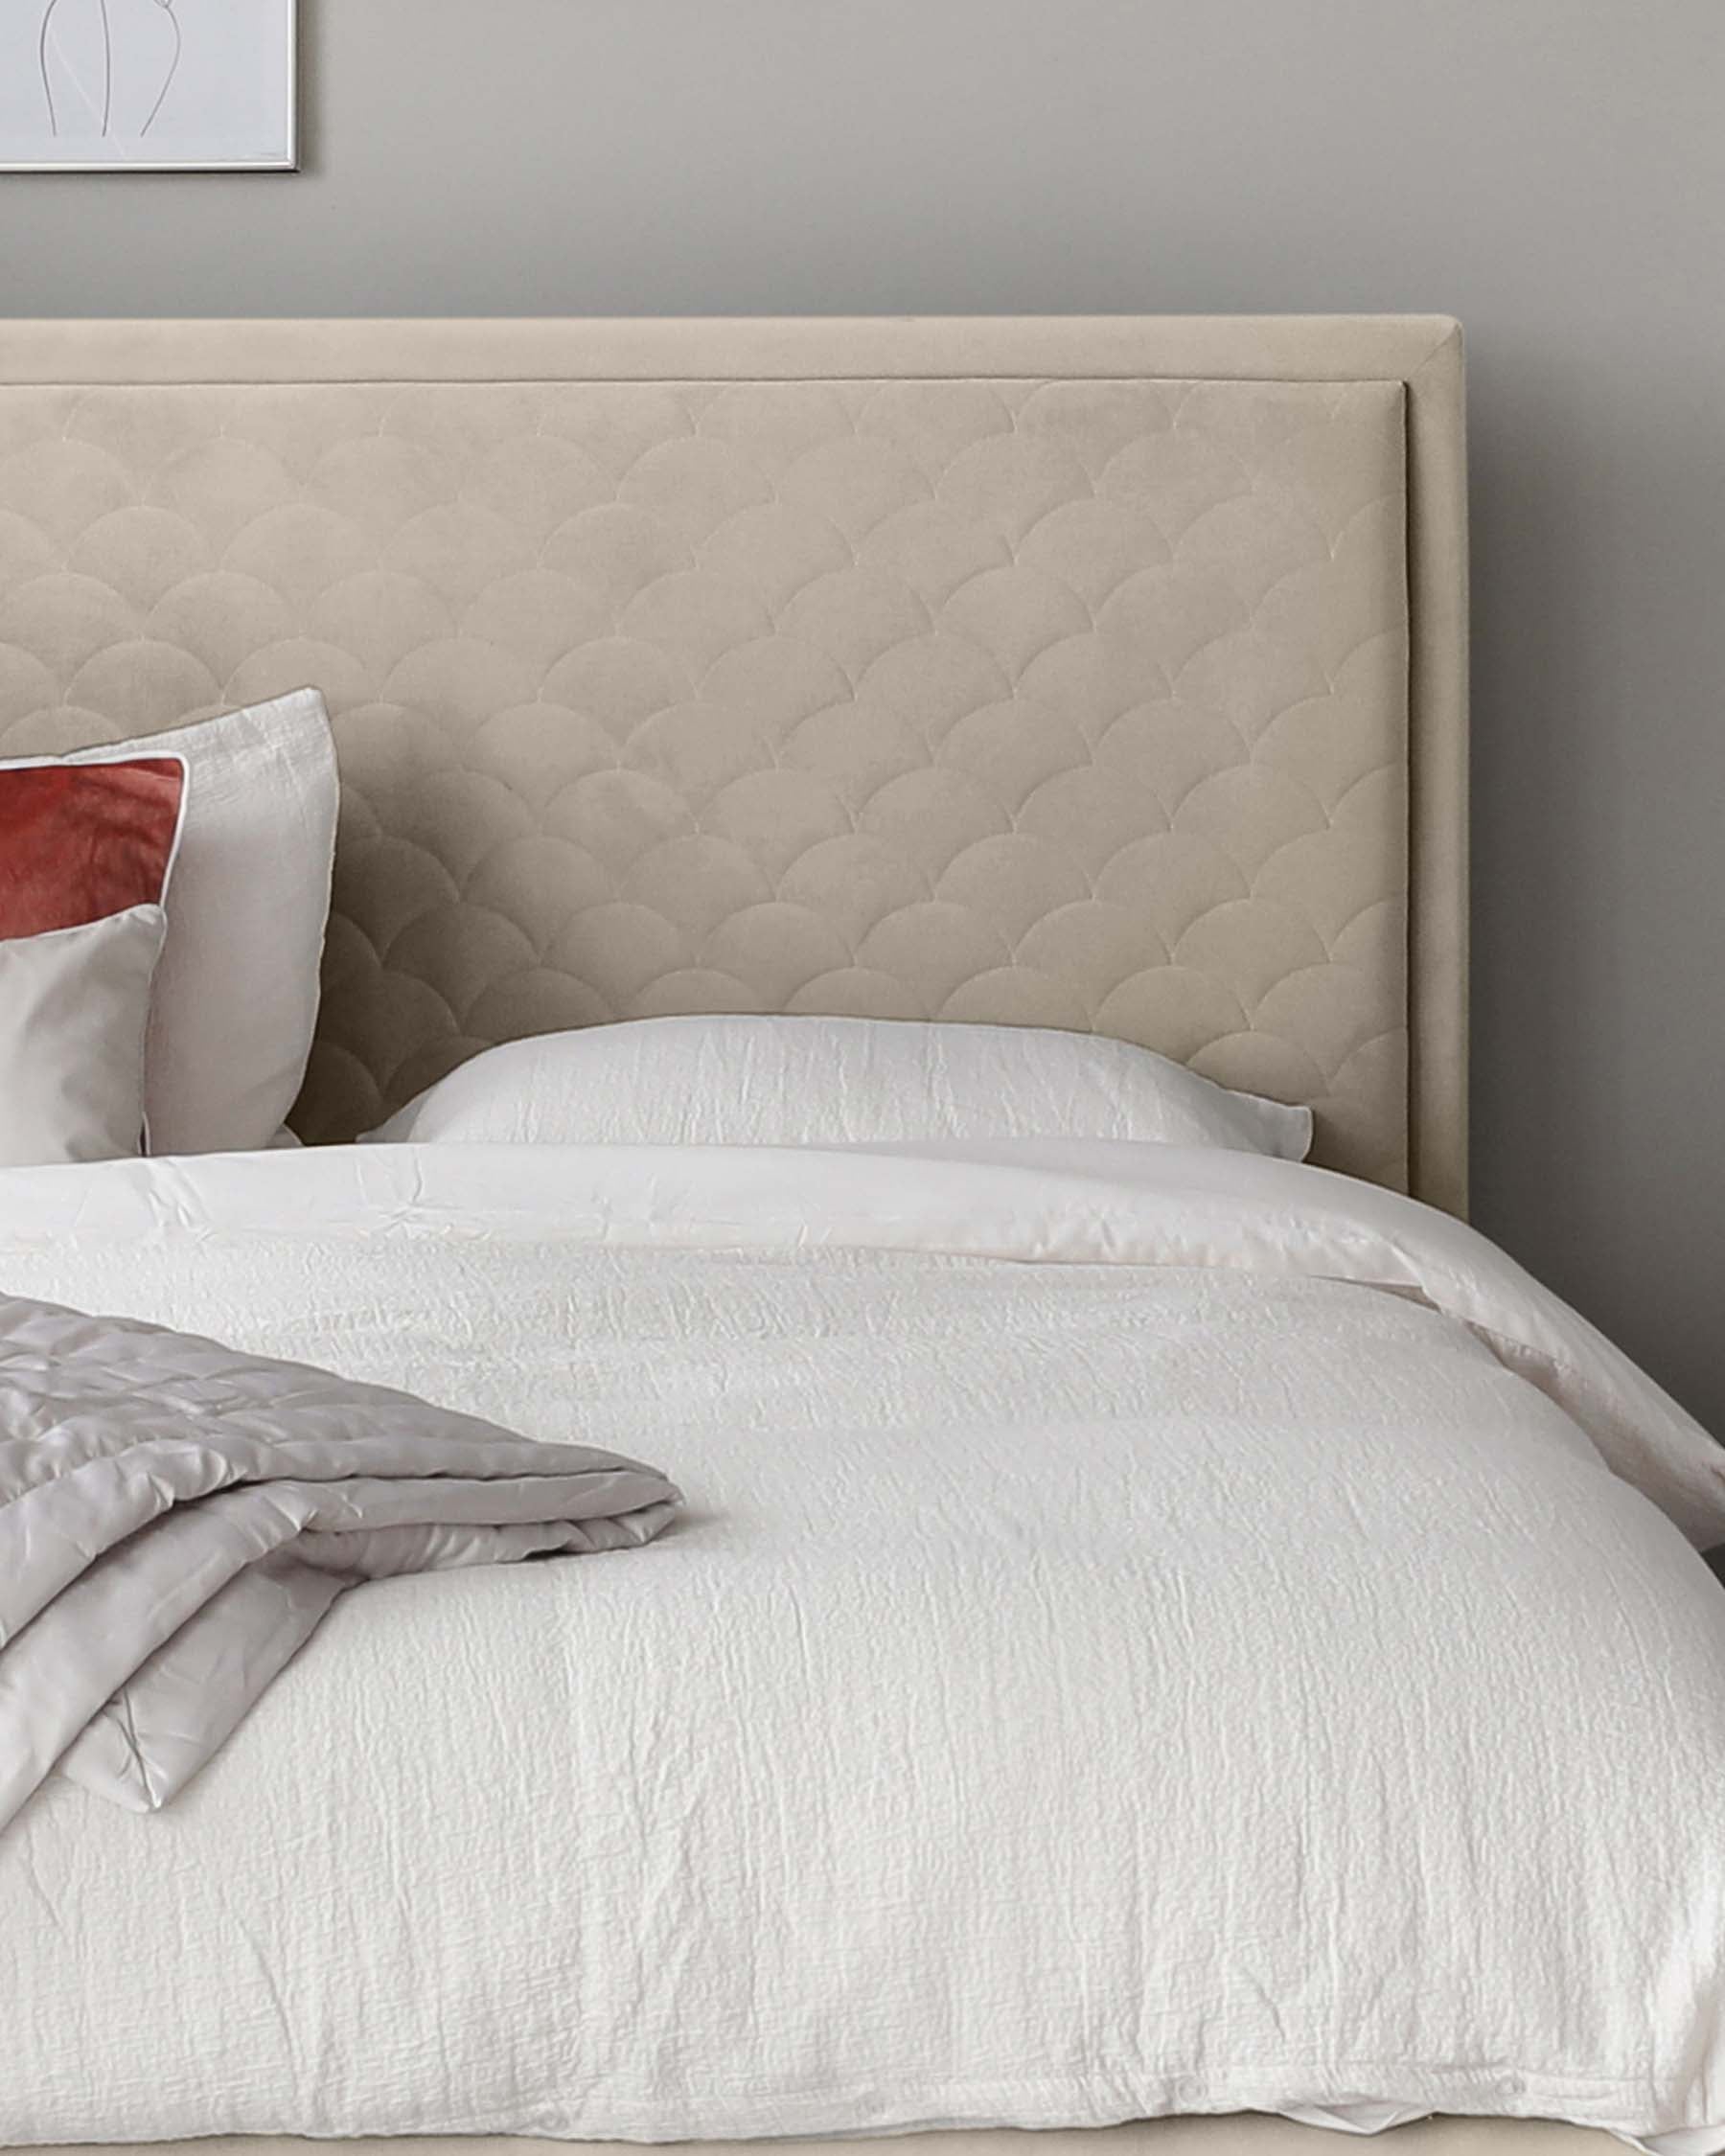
[{"x1": 0, "y1": 758, "x2": 183, "y2": 938}]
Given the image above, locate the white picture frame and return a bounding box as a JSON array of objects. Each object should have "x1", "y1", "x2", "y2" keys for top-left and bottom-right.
[{"x1": 0, "y1": 0, "x2": 297, "y2": 172}]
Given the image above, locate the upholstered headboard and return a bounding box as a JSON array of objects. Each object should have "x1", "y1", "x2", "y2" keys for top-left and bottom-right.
[{"x1": 0, "y1": 316, "x2": 1467, "y2": 1208}]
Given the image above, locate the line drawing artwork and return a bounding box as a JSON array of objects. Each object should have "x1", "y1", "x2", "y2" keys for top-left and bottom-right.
[
  {"x1": 4, "y1": 0, "x2": 292, "y2": 168},
  {"x1": 36, "y1": 0, "x2": 181, "y2": 142}
]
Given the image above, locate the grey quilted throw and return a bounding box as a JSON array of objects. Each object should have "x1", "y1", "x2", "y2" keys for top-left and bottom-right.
[{"x1": 0, "y1": 1296, "x2": 679, "y2": 1829}]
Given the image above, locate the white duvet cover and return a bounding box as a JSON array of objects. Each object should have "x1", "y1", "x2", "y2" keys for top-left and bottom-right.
[{"x1": 3, "y1": 1139, "x2": 1724, "y2": 2152}]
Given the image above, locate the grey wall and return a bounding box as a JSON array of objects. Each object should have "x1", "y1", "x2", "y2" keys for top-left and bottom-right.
[{"x1": 4, "y1": 0, "x2": 1723, "y2": 1428}]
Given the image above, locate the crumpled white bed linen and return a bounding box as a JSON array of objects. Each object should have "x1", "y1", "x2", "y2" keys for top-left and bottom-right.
[{"x1": 2, "y1": 1137, "x2": 1724, "y2": 2154}]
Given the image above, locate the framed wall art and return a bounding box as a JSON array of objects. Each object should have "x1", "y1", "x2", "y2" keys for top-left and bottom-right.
[{"x1": 0, "y1": 0, "x2": 297, "y2": 172}]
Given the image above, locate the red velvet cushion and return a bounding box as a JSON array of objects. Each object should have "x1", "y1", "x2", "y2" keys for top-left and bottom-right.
[{"x1": 0, "y1": 758, "x2": 186, "y2": 939}]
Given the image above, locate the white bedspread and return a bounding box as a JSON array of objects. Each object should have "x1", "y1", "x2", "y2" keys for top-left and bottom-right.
[{"x1": 3, "y1": 1139, "x2": 1724, "y2": 2153}]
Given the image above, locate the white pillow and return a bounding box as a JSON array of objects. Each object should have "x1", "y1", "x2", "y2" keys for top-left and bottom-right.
[
  {"x1": 365, "y1": 1016, "x2": 1314, "y2": 1159},
  {"x1": 66, "y1": 690, "x2": 337, "y2": 1156},
  {"x1": 0, "y1": 906, "x2": 166, "y2": 1166}
]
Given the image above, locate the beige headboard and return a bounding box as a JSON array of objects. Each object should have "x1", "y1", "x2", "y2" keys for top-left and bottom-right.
[{"x1": 0, "y1": 316, "x2": 1467, "y2": 1208}]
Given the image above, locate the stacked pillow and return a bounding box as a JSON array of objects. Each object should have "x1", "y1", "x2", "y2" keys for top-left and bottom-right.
[
  {"x1": 0, "y1": 754, "x2": 184, "y2": 1165},
  {"x1": 0, "y1": 689, "x2": 337, "y2": 1167}
]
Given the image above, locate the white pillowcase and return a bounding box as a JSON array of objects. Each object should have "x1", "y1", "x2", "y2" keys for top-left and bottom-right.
[
  {"x1": 66, "y1": 690, "x2": 338, "y2": 1156},
  {"x1": 366, "y1": 1016, "x2": 1314, "y2": 1159},
  {"x1": 0, "y1": 906, "x2": 166, "y2": 1167}
]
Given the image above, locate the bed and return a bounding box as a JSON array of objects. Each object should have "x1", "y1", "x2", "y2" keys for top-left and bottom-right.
[{"x1": 2, "y1": 316, "x2": 1722, "y2": 2156}]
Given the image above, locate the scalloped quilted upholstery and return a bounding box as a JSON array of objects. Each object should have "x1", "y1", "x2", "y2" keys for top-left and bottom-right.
[{"x1": 0, "y1": 374, "x2": 1409, "y2": 1180}]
